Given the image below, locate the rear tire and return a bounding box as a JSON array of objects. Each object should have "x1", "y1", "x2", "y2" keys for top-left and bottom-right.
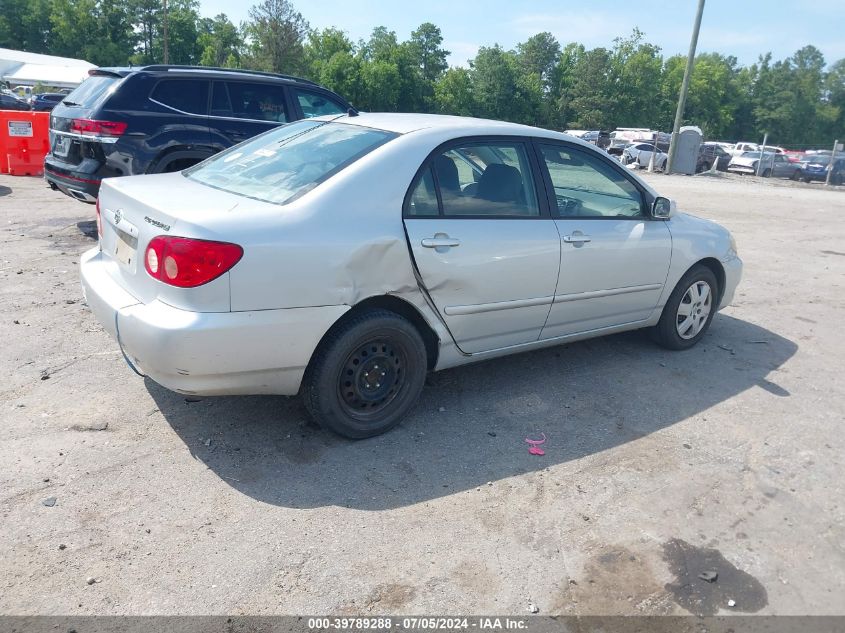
[
  {"x1": 651, "y1": 265, "x2": 719, "y2": 351},
  {"x1": 301, "y1": 309, "x2": 427, "y2": 439}
]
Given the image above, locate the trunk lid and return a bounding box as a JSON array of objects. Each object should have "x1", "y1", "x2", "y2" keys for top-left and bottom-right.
[{"x1": 96, "y1": 173, "x2": 250, "y2": 313}]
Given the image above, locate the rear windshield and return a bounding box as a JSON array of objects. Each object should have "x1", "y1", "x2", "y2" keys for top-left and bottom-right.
[
  {"x1": 63, "y1": 74, "x2": 120, "y2": 107},
  {"x1": 184, "y1": 120, "x2": 397, "y2": 205}
]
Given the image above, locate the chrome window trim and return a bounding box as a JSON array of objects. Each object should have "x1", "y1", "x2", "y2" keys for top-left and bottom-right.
[{"x1": 148, "y1": 97, "x2": 286, "y2": 124}]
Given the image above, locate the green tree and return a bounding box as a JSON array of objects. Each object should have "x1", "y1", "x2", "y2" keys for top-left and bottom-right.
[
  {"x1": 470, "y1": 45, "x2": 520, "y2": 121},
  {"x1": 303, "y1": 28, "x2": 361, "y2": 104},
  {"x1": 198, "y1": 13, "x2": 242, "y2": 67},
  {"x1": 0, "y1": 0, "x2": 53, "y2": 53},
  {"x1": 517, "y1": 32, "x2": 560, "y2": 89},
  {"x1": 561, "y1": 47, "x2": 613, "y2": 129},
  {"x1": 408, "y1": 22, "x2": 448, "y2": 82},
  {"x1": 407, "y1": 22, "x2": 449, "y2": 110},
  {"x1": 243, "y1": 0, "x2": 309, "y2": 74},
  {"x1": 129, "y1": 0, "x2": 160, "y2": 63},
  {"x1": 50, "y1": 0, "x2": 136, "y2": 66},
  {"x1": 434, "y1": 67, "x2": 475, "y2": 115}
]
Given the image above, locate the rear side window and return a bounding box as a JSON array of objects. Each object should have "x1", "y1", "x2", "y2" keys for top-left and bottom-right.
[
  {"x1": 406, "y1": 167, "x2": 439, "y2": 216},
  {"x1": 226, "y1": 81, "x2": 289, "y2": 122},
  {"x1": 406, "y1": 142, "x2": 540, "y2": 218},
  {"x1": 150, "y1": 80, "x2": 210, "y2": 115},
  {"x1": 185, "y1": 120, "x2": 396, "y2": 205},
  {"x1": 63, "y1": 75, "x2": 119, "y2": 107},
  {"x1": 294, "y1": 89, "x2": 346, "y2": 118}
]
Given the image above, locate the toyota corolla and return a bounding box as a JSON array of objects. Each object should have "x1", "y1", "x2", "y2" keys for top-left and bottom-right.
[{"x1": 81, "y1": 113, "x2": 742, "y2": 438}]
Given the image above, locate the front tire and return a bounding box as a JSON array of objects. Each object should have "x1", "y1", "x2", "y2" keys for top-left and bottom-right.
[
  {"x1": 302, "y1": 309, "x2": 427, "y2": 439},
  {"x1": 651, "y1": 265, "x2": 719, "y2": 350}
]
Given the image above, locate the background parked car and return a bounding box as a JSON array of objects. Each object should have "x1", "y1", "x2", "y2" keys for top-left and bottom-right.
[
  {"x1": 30, "y1": 93, "x2": 66, "y2": 112},
  {"x1": 623, "y1": 142, "x2": 668, "y2": 170},
  {"x1": 0, "y1": 92, "x2": 31, "y2": 110},
  {"x1": 727, "y1": 151, "x2": 801, "y2": 178},
  {"x1": 582, "y1": 130, "x2": 611, "y2": 150},
  {"x1": 697, "y1": 143, "x2": 731, "y2": 172},
  {"x1": 727, "y1": 142, "x2": 759, "y2": 157},
  {"x1": 44, "y1": 65, "x2": 352, "y2": 203},
  {"x1": 797, "y1": 155, "x2": 845, "y2": 183}
]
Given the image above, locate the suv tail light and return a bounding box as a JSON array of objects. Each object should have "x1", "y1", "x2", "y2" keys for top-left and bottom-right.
[
  {"x1": 95, "y1": 198, "x2": 103, "y2": 238},
  {"x1": 70, "y1": 119, "x2": 127, "y2": 137},
  {"x1": 144, "y1": 236, "x2": 243, "y2": 288}
]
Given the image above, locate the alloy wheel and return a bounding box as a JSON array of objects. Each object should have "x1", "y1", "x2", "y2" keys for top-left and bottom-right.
[{"x1": 676, "y1": 281, "x2": 713, "y2": 340}]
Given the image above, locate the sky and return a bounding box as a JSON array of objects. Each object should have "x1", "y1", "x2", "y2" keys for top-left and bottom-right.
[{"x1": 197, "y1": 0, "x2": 845, "y2": 68}]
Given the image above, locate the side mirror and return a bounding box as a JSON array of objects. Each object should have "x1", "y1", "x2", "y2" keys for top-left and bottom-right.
[{"x1": 652, "y1": 196, "x2": 675, "y2": 219}]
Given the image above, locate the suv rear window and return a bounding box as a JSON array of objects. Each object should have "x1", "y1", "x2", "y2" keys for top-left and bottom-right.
[
  {"x1": 63, "y1": 75, "x2": 120, "y2": 108},
  {"x1": 185, "y1": 120, "x2": 396, "y2": 205},
  {"x1": 151, "y1": 80, "x2": 209, "y2": 115}
]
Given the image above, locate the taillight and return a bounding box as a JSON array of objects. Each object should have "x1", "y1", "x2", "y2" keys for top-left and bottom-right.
[
  {"x1": 144, "y1": 236, "x2": 243, "y2": 288},
  {"x1": 95, "y1": 198, "x2": 103, "y2": 238},
  {"x1": 70, "y1": 118, "x2": 127, "y2": 137}
]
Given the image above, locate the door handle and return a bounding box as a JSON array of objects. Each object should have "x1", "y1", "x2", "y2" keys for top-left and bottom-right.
[
  {"x1": 421, "y1": 237, "x2": 461, "y2": 248},
  {"x1": 562, "y1": 234, "x2": 591, "y2": 244}
]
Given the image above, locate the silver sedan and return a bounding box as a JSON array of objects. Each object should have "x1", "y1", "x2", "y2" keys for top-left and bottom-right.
[{"x1": 81, "y1": 114, "x2": 742, "y2": 438}]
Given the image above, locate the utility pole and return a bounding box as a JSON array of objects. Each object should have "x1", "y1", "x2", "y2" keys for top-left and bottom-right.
[
  {"x1": 666, "y1": 0, "x2": 706, "y2": 175},
  {"x1": 163, "y1": 0, "x2": 169, "y2": 64},
  {"x1": 826, "y1": 139, "x2": 839, "y2": 186},
  {"x1": 756, "y1": 132, "x2": 768, "y2": 177}
]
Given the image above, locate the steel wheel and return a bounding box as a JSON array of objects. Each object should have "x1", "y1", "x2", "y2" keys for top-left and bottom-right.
[
  {"x1": 338, "y1": 338, "x2": 406, "y2": 418},
  {"x1": 676, "y1": 281, "x2": 712, "y2": 340},
  {"x1": 302, "y1": 309, "x2": 427, "y2": 438}
]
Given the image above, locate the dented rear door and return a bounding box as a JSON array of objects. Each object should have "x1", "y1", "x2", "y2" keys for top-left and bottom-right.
[{"x1": 403, "y1": 138, "x2": 560, "y2": 354}]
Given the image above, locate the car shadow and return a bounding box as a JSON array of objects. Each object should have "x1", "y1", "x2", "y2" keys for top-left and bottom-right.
[
  {"x1": 147, "y1": 314, "x2": 796, "y2": 510},
  {"x1": 0, "y1": 185, "x2": 11, "y2": 197},
  {"x1": 77, "y1": 220, "x2": 98, "y2": 239}
]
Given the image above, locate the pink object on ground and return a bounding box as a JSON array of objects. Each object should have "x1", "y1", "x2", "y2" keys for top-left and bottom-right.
[{"x1": 525, "y1": 433, "x2": 547, "y2": 456}]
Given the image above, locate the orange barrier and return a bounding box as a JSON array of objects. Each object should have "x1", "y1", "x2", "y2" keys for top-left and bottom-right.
[{"x1": 0, "y1": 110, "x2": 51, "y2": 176}]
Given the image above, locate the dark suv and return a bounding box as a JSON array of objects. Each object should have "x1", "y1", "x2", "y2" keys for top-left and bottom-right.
[{"x1": 44, "y1": 65, "x2": 352, "y2": 203}]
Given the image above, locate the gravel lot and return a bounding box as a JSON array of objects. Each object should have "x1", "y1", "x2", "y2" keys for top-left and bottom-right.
[{"x1": 1, "y1": 171, "x2": 843, "y2": 616}]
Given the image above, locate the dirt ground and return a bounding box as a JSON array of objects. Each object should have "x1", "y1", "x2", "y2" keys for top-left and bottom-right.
[{"x1": 0, "y1": 171, "x2": 843, "y2": 616}]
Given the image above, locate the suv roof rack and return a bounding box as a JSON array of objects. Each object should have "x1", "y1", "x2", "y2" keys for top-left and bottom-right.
[{"x1": 139, "y1": 65, "x2": 319, "y2": 86}]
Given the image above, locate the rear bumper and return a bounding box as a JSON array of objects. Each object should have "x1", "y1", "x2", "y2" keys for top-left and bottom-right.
[
  {"x1": 802, "y1": 170, "x2": 827, "y2": 182},
  {"x1": 719, "y1": 255, "x2": 742, "y2": 310},
  {"x1": 44, "y1": 156, "x2": 103, "y2": 202},
  {"x1": 80, "y1": 247, "x2": 348, "y2": 396}
]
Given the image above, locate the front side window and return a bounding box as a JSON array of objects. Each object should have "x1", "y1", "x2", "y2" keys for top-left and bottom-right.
[
  {"x1": 407, "y1": 141, "x2": 540, "y2": 218},
  {"x1": 295, "y1": 89, "x2": 346, "y2": 118},
  {"x1": 150, "y1": 80, "x2": 210, "y2": 115},
  {"x1": 540, "y1": 144, "x2": 643, "y2": 218},
  {"x1": 226, "y1": 81, "x2": 289, "y2": 122},
  {"x1": 185, "y1": 120, "x2": 396, "y2": 205}
]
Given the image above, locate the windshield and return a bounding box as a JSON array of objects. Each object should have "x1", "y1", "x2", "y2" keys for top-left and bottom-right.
[
  {"x1": 185, "y1": 120, "x2": 397, "y2": 205},
  {"x1": 804, "y1": 156, "x2": 830, "y2": 165},
  {"x1": 63, "y1": 74, "x2": 120, "y2": 107}
]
